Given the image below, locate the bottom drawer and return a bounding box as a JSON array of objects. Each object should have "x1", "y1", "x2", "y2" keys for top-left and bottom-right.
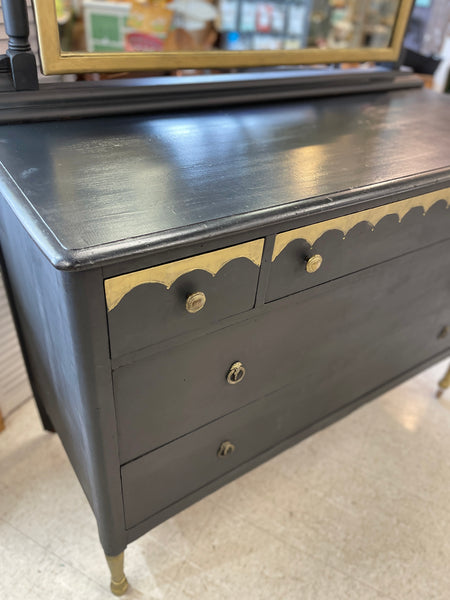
[{"x1": 122, "y1": 382, "x2": 319, "y2": 529}]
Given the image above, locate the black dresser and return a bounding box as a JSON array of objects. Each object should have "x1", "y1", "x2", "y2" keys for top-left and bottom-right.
[{"x1": 1, "y1": 87, "x2": 449, "y2": 594}]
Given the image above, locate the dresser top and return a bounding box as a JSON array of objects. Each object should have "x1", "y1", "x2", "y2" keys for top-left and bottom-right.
[{"x1": 0, "y1": 88, "x2": 449, "y2": 270}]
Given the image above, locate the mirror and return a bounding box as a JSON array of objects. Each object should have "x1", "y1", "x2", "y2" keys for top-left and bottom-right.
[{"x1": 33, "y1": 0, "x2": 414, "y2": 74}]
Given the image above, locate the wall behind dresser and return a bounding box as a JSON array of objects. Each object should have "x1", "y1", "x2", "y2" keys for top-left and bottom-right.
[{"x1": 0, "y1": 272, "x2": 32, "y2": 419}]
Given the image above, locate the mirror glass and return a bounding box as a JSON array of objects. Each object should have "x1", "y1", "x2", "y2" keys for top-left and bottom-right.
[{"x1": 55, "y1": 0, "x2": 402, "y2": 55}]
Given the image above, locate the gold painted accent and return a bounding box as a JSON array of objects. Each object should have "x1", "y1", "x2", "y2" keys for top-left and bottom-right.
[
  {"x1": 306, "y1": 254, "x2": 323, "y2": 274},
  {"x1": 437, "y1": 364, "x2": 450, "y2": 399},
  {"x1": 32, "y1": 0, "x2": 413, "y2": 75},
  {"x1": 272, "y1": 189, "x2": 450, "y2": 261},
  {"x1": 186, "y1": 291, "x2": 206, "y2": 314},
  {"x1": 218, "y1": 441, "x2": 236, "y2": 457},
  {"x1": 227, "y1": 361, "x2": 246, "y2": 385},
  {"x1": 105, "y1": 239, "x2": 264, "y2": 312},
  {"x1": 105, "y1": 553, "x2": 128, "y2": 597}
]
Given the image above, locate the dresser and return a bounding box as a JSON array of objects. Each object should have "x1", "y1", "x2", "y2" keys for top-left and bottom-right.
[{"x1": 1, "y1": 87, "x2": 449, "y2": 595}]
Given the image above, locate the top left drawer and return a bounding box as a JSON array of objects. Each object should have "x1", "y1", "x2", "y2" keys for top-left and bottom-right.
[{"x1": 104, "y1": 239, "x2": 264, "y2": 358}]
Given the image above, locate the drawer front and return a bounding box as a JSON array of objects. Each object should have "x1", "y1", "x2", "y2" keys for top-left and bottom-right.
[
  {"x1": 114, "y1": 318, "x2": 284, "y2": 464},
  {"x1": 121, "y1": 381, "x2": 328, "y2": 529},
  {"x1": 105, "y1": 239, "x2": 264, "y2": 358},
  {"x1": 114, "y1": 238, "x2": 450, "y2": 464},
  {"x1": 267, "y1": 189, "x2": 450, "y2": 302}
]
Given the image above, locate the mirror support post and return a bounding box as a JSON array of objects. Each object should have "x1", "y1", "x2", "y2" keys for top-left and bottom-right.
[{"x1": 1, "y1": 0, "x2": 38, "y2": 90}]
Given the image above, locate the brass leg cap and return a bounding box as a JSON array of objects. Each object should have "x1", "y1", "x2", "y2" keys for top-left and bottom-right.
[
  {"x1": 110, "y1": 576, "x2": 129, "y2": 596},
  {"x1": 436, "y1": 365, "x2": 450, "y2": 400}
]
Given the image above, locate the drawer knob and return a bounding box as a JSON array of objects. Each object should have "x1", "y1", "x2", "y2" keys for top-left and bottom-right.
[
  {"x1": 185, "y1": 291, "x2": 206, "y2": 313},
  {"x1": 218, "y1": 441, "x2": 236, "y2": 457},
  {"x1": 227, "y1": 361, "x2": 246, "y2": 384},
  {"x1": 305, "y1": 254, "x2": 323, "y2": 274}
]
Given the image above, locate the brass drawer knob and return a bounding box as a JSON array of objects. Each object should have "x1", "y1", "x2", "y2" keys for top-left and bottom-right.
[
  {"x1": 185, "y1": 291, "x2": 206, "y2": 313},
  {"x1": 305, "y1": 254, "x2": 323, "y2": 274},
  {"x1": 227, "y1": 361, "x2": 246, "y2": 384},
  {"x1": 218, "y1": 441, "x2": 236, "y2": 457}
]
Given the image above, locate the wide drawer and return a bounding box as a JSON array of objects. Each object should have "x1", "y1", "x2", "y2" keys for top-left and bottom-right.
[
  {"x1": 105, "y1": 239, "x2": 264, "y2": 358},
  {"x1": 267, "y1": 189, "x2": 450, "y2": 302},
  {"x1": 114, "y1": 238, "x2": 450, "y2": 464},
  {"x1": 121, "y1": 380, "x2": 332, "y2": 530}
]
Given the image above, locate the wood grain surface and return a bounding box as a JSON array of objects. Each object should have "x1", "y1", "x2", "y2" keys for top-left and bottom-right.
[{"x1": 0, "y1": 88, "x2": 449, "y2": 270}]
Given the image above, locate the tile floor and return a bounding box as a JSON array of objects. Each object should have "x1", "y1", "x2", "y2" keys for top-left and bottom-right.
[{"x1": 1, "y1": 359, "x2": 450, "y2": 599}]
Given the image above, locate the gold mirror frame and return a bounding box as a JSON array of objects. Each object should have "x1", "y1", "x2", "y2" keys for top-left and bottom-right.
[{"x1": 33, "y1": 0, "x2": 414, "y2": 75}]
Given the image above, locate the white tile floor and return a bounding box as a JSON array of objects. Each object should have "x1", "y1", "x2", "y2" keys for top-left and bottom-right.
[{"x1": 1, "y1": 360, "x2": 450, "y2": 599}]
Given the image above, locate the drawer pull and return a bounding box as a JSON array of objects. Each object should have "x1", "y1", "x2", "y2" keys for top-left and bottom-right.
[
  {"x1": 218, "y1": 441, "x2": 236, "y2": 457},
  {"x1": 305, "y1": 254, "x2": 323, "y2": 274},
  {"x1": 227, "y1": 361, "x2": 246, "y2": 385},
  {"x1": 185, "y1": 291, "x2": 206, "y2": 313},
  {"x1": 438, "y1": 326, "x2": 448, "y2": 339}
]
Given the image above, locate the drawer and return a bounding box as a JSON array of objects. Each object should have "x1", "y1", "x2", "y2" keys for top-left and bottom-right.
[
  {"x1": 105, "y1": 239, "x2": 264, "y2": 358},
  {"x1": 114, "y1": 318, "x2": 287, "y2": 464},
  {"x1": 267, "y1": 189, "x2": 450, "y2": 302},
  {"x1": 121, "y1": 381, "x2": 327, "y2": 530},
  {"x1": 114, "y1": 238, "x2": 450, "y2": 464}
]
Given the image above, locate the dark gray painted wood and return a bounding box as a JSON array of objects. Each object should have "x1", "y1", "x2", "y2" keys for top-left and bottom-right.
[
  {"x1": 122, "y1": 233, "x2": 450, "y2": 528},
  {"x1": 99, "y1": 170, "x2": 450, "y2": 282},
  {"x1": 108, "y1": 254, "x2": 261, "y2": 358},
  {"x1": 0, "y1": 69, "x2": 421, "y2": 124},
  {"x1": 125, "y1": 346, "x2": 450, "y2": 544},
  {"x1": 116, "y1": 239, "x2": 450, "y2": 466},
  {"x1": 0, "y1": 199, "x2": 126, "y2": 555},
  {"x1": 0, "y1": 0, "x2": 38, "y2": 90},
  {"x1": 0, "y1": 89, "x2": 448, "y2": 270},
  {"x1": 267, "y1": 197, "x2": 450, "y2": 301},
  {"x1": 0, "y1": 88, "x2": 449, "y2": 568}
]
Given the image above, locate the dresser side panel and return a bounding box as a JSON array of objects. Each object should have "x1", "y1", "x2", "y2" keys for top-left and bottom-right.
[{"x1": 0, "y1": 199, "x2": 126, "y2": 555}]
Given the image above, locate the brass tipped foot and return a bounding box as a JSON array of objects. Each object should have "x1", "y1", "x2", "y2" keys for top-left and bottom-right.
[
  {"x1": 436, "y1": 364, "x2": 450, "y2": 400},
  {"x1": 105, "y1": 552, "x2": 128, "y2": 596}
]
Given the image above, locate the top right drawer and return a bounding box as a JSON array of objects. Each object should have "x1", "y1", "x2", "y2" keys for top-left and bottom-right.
[{"x1": 266, "y1": 189, "x2": 450, "y2": 302}]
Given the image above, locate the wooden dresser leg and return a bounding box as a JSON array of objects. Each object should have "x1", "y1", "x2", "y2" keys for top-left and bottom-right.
[
  {"x1": 105, "y1": 552, "x2": 128, "y2": 596},
  {"x1": 34, "y1": 394, "x2": 55, "y2": 432},
  {"x1": 0, "y1": 408, "x2": 5, "y2": 432},
  {"x1": 437, "y1": 363, "x2": 450, "y2": 399}
]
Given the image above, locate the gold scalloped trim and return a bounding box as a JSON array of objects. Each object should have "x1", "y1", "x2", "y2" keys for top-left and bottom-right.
[
  {"x1": 105, "y1": 239, "x2": 264, "y2": 311},
  {"x1": 272, "y1": 189, "x2": 450, "y2": 262}
]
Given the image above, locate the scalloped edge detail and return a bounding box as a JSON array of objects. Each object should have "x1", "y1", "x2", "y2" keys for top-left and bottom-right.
[
  {"x1": 272, "y1": 190, "x2": 450, "y2": 262},
  {"x1": 105, "y1": 239, "x2": 264, "y2": 311}
]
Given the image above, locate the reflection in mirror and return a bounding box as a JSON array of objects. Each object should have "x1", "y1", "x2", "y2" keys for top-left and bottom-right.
[{"x1": 55, "y1": 0, "x2": 401, "y2": 55}]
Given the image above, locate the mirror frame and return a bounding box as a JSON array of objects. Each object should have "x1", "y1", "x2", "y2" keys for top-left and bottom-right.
[{"x1": 33, "y1": 0, "x2": 414, "y2": 75}]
